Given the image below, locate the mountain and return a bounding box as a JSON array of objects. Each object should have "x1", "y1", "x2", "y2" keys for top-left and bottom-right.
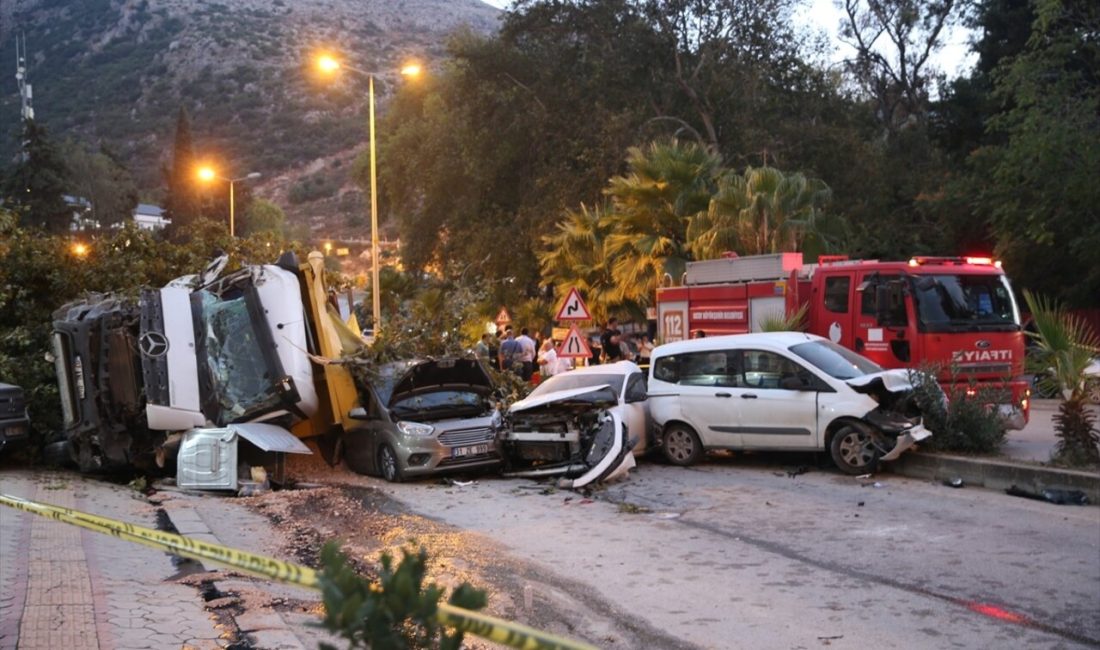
[{"x1": 0, "y1": 0, "x2": 501, "y2": 237}]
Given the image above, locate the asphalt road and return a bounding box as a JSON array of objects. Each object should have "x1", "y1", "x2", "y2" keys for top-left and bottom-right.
[{"x1": 378, "y1": 457, "x2": 1100, "y2": 649}]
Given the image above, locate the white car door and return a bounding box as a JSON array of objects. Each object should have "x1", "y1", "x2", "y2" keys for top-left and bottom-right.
[
  {"x1": 649, "y1": 349, "x2": 744, "y2": 448},
  {"x1": 734, "y1": 349, "x2": 820, "y2": 450}
]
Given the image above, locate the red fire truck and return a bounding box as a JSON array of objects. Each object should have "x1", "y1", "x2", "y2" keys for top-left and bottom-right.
[{"x1": 655, "y1": 253, "x2": 1030, "y2": 429}]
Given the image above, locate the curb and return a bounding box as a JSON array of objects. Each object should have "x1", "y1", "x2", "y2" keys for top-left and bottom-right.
[{"x1": 887, "y1": 452, "x2": 1100, "y2": 505}]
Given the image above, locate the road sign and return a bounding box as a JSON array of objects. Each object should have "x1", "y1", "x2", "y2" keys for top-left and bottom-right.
[
  {"x1": 557, "y1": 325, "x2": 593, "y2": 359},
  {"x1": 555, "y1": 288, "x2": 591, "y2": 321},
  {"x1": 495, "y1": 308, "x2": 512, "y2": 325}
]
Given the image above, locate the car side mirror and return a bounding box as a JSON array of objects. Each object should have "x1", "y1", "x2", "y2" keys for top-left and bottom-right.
[
  {"x1": 625, "y1": 390, "x2": 648, "y2": 403},
  {"x1": 348, "y1": 406, "x2": 370, "y2": 420}
]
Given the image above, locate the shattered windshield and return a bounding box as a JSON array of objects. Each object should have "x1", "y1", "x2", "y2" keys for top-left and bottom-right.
[
  {"x1": 911, "y1": 274, "x2": 1020, "y2": 332},
  {"x1": 200, "y1": 291, "x2": 282, "y2": 423}
]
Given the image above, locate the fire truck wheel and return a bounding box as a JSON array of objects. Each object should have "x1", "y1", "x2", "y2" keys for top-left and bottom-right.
[
  {"x1": 829, "y1": 422, "x2": 880, "y2": 475},
  {"x1": 662, "y1": 424, "x2": 703, "y2": 466},
  {"x1": 379, "y1": 444, "x2": 404, "y2": 482}
]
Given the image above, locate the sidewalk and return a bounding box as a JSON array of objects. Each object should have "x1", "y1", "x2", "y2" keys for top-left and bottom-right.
[{"x1": 888, "y1": 399, "x2": 1100, "y2": 503}]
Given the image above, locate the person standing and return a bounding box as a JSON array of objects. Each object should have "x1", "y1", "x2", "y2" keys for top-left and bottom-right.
[
  {"x1": 475, "y1": 333, "x2": 492, "y2": 364},
  {"x1": 516, "y1": 327, "x2": 538, "y2": 381},
  {"x1": 601, "y1": 318, "x2": 623, "y2": 363},
  {"x1": 638, "y1": 333, "x2": 655, "y2": 365},
  {"x1": 499, "y1": 328, "x2": 521, "y2": 374}
]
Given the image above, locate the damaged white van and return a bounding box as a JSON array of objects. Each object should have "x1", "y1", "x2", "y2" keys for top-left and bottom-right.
[{"x1": 647, "y1": 332, "x2": 934, "y2": 474}]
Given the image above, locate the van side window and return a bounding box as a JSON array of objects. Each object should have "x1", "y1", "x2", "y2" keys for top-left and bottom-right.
[
  {"x1": 742, "y1": 350, "x2": 801, "y2": 389},
  {"x1": 655, "y1": 351, "x2": 742, "y2": 387},
  {"x1": 824, "y1": 276, "x2": 850, "y2": 314}
]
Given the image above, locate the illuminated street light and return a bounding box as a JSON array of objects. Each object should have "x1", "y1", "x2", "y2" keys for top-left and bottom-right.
[
  {"x1": 71, "y1": 242, "x2": 89, "y2": 258},
  {"x1": 196, "y1": 166, "x2": 262, "y2": 237},
  {"x1": 315, "y1": 52, "x2": 421, "y2": 331}
]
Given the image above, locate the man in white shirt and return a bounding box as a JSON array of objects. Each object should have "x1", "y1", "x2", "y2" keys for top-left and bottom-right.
[{"x1": 516, "y1": 328, "x2": 538, "y2": 381}]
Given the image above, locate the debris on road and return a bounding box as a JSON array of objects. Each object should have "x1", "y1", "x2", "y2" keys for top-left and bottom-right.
[
  {"x1": 944, "y1": 477, "x2": 965, "y2": 488},
  {"x1": 1005, "y1": 485, "x2": 1089, "y2": 505}
]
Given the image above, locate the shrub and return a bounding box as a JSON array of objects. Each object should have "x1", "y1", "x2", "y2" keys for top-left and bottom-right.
[{"x1": 909, "y1": 366, "x2": 1007, "y2": 454}]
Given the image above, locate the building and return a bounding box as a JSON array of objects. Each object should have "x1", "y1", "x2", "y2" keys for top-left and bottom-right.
[{"x1": 132, "y1": 203, "x2": 170, "y2": 231}]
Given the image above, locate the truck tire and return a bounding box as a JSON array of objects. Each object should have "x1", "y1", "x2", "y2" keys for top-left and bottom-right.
[{"x1": 829, "y1": 422, "x2": 880, "y2": 475}]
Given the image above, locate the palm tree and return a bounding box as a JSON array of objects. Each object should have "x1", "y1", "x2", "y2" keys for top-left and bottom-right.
[
  {"x1": 602, "y1": 139, "x2": 721, "y2": 308},
  {"x1": 689, "y1": 166, "x2": 832, "y2": 259},
  {"x1": 1023, "y1": 290, "x2": 1100, "y2": 466},
  {"x1": 538, "y1": 202, "x2": 628, "y2": 324}
]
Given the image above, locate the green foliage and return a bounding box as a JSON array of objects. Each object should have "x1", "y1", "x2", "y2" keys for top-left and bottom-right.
[
  {"x1": 163, "y1": 108, "x2": 201, "y2": 232},
  {"x1": 317, "y1": 541, "x2": 486, "y2": 650},
  {"x1": 288, "y1": 172, "x2": 342, "y2": 205},
  {"x1": 908, "y1": 368, "x2": 1008, "y2": 454},
  {"x1": 758, "y1": 303, "x2": 809, "y2": 333},
  {"x1": 2, "y1": 120, "x2": 73, "y2": 232},
  {"x1": 61, "y1": 140, "x2": 140, "y2": 227},
  {"x1": 975, "y1": 0, "x2": 1100, "y2": 307},
  {"x1": 241, "y1": 198, "x2": 287, "y2": 238},
  {"x1": 1022, "y1": 290, "x2": 1100, "y2": 465}
]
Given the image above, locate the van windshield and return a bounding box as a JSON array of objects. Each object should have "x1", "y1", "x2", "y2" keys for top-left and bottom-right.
[{"x1": 790, "y1": 340, "x2": 882, "y2": 380}]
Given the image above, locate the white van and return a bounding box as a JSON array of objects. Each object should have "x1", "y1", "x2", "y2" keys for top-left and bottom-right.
[{"x1": 646, "y1": 332, "x2": 933, "y2": 474}]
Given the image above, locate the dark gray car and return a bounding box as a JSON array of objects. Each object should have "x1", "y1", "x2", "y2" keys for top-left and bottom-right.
[
  {"x1": 0, "y1": 382, "x2": 30, "y2": 452},
  {"x1": 343, "y1": 358, "x2": 502, "y2": 482}
]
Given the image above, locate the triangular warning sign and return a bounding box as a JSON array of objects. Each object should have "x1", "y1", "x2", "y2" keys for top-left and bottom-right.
[
  {"x1": 557, "y1": 325, "x2": 593, "y2": 359},
  {"x1": 555, "y1": 288, "x2": 591, "y2": 321},
  {"x1": 494, "y1": 308, "x2": 512, "y2": 325}
]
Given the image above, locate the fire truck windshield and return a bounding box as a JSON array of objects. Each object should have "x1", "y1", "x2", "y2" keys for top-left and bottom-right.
[{"x1": 910, "y1": 274, "x2": 1020, "y2": 333}]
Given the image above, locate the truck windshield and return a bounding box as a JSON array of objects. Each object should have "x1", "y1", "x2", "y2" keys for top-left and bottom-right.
[
  {"x1": 910, "y1": 274, "x2": 1020, "y2": 333},
  {"x1": 200, "y1": 291, "x2": 284, "y2": 424}
]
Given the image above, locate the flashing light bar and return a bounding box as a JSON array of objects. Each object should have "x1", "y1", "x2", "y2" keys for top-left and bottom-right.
[{"x1": 907, "y1": 256, "x2": 1003, "y2": 268}]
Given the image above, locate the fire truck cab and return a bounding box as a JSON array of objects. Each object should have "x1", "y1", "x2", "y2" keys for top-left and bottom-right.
[{"x1": 656, "y1": 253, "x2": 1029, "y2": 429}]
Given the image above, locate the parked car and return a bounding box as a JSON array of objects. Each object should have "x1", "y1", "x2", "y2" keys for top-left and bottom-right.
[
  {"x1": 343, "y1": 358, "x2": 503, "y2": 482},
  {"x1": 0, "y1": 382, "x2": 31, "y2": 453},
  {"x1": 502, "y1": 360, "x2": 647, "y2": 488},
  {"x1": 647, "y1": 332, "x2": 934, "y2": 474}
]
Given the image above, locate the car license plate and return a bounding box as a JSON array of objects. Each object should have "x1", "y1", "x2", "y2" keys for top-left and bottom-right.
[{"x1": 451, "y1": 444, "x2": 488, "y2": 458}]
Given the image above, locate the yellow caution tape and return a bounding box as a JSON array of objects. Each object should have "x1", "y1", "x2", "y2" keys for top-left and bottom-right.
[{"x1": 0, "y1": 493, "x2": 597, "y2": 650}]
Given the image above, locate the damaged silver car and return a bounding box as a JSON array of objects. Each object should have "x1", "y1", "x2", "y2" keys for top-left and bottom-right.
[{"x1": 647, "y1": 332, "x2": 935, "y2": 474}]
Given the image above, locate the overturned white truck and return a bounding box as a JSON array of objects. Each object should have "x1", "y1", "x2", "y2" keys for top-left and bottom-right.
[{"x1": 50, "y1": 253, "x2": 325, "y2": 476}]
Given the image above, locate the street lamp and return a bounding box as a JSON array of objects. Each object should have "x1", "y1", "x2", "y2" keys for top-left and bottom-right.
[
  {"x1": 316, "y1": 53, "x2": 420, "y2": 331},
  {"x1": 196, "y1": 166, "x2": 262, "y2": 237}
]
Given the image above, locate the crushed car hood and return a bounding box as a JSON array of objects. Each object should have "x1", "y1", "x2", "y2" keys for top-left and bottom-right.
[
  {"x1": 386, "y1": 358, "x2": 493, "y2": 405},
  {"x1": 509, "y1": 385, "x2": 618, "y2": 414},
  {"x1": 845, "y1": 369, "x2": 920, "y2": 397}
]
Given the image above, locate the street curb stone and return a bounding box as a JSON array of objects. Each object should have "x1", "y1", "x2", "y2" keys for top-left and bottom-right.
[{"x1": 888, "y1": 452, "x2": 1100, "y2": 504}]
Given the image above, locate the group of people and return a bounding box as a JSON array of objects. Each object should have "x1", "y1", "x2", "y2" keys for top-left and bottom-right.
[
  {"x1": 473, "y1": 317, "x2": 658, "y2": 385},
  {"x1": 475, "y1": 325, "x2": 574, "y2": 382},
  {"x1": 598, "y1": 317, "x2": 654, "y2": 365}
]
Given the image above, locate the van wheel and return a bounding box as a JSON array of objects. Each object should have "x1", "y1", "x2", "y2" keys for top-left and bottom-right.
[
  {"x1": 830, "y1": 422, "x2": 880, "y2": 475},
  {"x1": 379, "y1": 444, "x2": 403, "y2": 482},
  {"x1": 662, "y1": 424, "x2": 702, "y2": 466}
]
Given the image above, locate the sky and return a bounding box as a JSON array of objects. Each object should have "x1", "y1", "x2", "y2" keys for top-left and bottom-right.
[{"x1": 478, "y1": 0, "x2": 977, "y2": 81}]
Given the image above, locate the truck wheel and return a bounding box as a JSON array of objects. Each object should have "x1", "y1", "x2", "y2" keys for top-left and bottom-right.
[
  {"x1": 378, "y1": 444, "x2": 403, "y2": 482},
  {"x1": 662, "y1": 424, "x2": 702, "y2": 466},
  {"x1": 829, "y1": 422, "x2": 880, "y2": 475}
]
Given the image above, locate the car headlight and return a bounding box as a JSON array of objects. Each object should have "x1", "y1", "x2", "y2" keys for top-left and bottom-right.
[{"x1": 396, "y1": 421, "x2": 435, "y2": 437}]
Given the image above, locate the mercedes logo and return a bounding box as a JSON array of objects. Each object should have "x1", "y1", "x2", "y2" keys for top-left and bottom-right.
[
  {"x1": 139, "y1": 331, "x2": 170, "y2": 358},
  {"x1": 976, "y1": 339, "x2": 991, "y2": 349}
]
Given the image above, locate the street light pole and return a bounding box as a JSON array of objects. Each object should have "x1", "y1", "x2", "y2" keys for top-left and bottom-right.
[
  {"x1": 229, "y1": 178, "x2": 236, "y2": 238},
  {"x1": 197, "y1": 168, "x2": 261, "y2": 237},
  {"x1": 368, "y1": 74, "x2": 381, "y2": 331}
]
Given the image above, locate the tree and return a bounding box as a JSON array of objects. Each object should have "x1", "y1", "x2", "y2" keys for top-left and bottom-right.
[
  {"x1": 163, "y1": 108, "x2": 201, "y2": 233},
  {"x1": 538, "y1": 203, "x2": 627, "y2": 323},
  {"x1": 603, "y1": 139, "x2": 720, "y2": 308},
  {"x1": 1024, "y1": 290, "x2": 1100, "y2": 466},
  {"x1": 688, "y1": 166, "x2": 832, "y2": 258},
  {"x1": 62, "y1": 142, "x2": 139, "y2": 228},
  {"x1": 1, "y1": 119, "x2": 72, "y2": 232},
  {"x1": 975, "y1": 0, "x2": 1100, "y2": 308},
  {"x1": 840, "y1": 0, "x2": 958, "y2": 133},
  {"x1": 240, "y1": 198, "x2": 286, "y2": 238}
]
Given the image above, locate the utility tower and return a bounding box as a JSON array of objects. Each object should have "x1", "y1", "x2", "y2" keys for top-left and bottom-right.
[{"x1": 15, "y1": 32, "x2": 34, "y2": 159}]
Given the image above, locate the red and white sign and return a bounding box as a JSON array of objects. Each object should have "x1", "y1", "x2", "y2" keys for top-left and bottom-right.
[
  {"x1": 555, "y1": 288, "x2": 591, "y2": 321},
  {"x1": 495, "y1": 308, "x2": 512, "y2": 325},
  {"x1": 557, "y1": 325, "x2": 593, "y2": 359}
]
